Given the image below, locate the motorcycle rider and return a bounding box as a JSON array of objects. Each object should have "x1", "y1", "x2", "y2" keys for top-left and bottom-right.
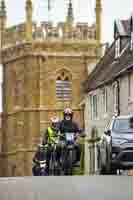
[
  {"x1": 59, "y1": 108, "x2": 81, "y2": 163},
  {"x1": 42, "y1": 116, "x2": 60, "y2": 174}
]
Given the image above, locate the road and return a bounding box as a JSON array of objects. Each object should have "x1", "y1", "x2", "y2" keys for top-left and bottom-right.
[{"x1": 0, "y1": 176, "x2": 133, "y2": 200}]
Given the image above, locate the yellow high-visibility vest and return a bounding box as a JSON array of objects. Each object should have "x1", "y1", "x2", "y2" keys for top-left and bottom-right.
[{"x1": 47, "y1": 127, "x2": 55, "y2": 144}]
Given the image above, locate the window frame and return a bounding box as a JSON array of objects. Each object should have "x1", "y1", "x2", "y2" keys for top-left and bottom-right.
[
  {"x1": 115, "y1": 38, "x2": 120, "y2": 59},
  {"x1": 56, "y1": 74, "x2": 72, "y2": 101},
  {"x1": 102, "y1": 87, "x2": 108, "y2": 114},
  {"x1": 128, "y1": 73, "x2": 133, "y2": 102},
  {"x1": 131, "y1": 31, "x2": 133, "y2": 50},
  {"x1": 90, "y1": 93, "x2": 98, "y2": 120},
  {"x1": 112, "y1": 83, "x2": 118, "y2": 114}
]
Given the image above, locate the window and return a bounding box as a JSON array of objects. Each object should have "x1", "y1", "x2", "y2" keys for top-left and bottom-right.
[
  {"x1": 112, "y1": 83, "x2": 118, "y2": 114},
  {"x1": 56, "y1": 72, "x2": 72, "y2": 101},
  {"x1": 102, "y1": 87, "x2": 108, "y2": 113},
  {"x1": 131, "y1": 32, "x2": 133, "y2": 50},
  {"x1": 115, "y1": 38, "x2": 120, "y2": 58},
  {"x1": 130, "y1": 15, "x2": 133, "y2": 50},
  {"x1": 90, "y1": 94, "x2": 98, "y2": 120},
  {"x1": 113, "y1": 118, "x2": 133, "y2": 132},
  {"x1": 128, "y1": 73, "x2": 133, "y2": 101}
]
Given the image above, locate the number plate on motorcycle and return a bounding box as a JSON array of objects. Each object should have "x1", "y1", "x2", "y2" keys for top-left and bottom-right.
[{"x1": 66, "y1": 133, "x2": 74, "y2": 141}]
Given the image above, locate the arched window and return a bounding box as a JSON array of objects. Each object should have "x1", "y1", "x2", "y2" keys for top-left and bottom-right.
[{"x1": 56, "y1": 71, "x2": 72, "y2": 101}]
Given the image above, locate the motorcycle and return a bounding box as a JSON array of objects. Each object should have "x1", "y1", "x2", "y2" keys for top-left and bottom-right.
[
  {"x1": 49, "y1": 136, "x2": 62, "y2": 175},
  {"x1": 61, "y1": 132, "x2": 76, "y2": 175}
]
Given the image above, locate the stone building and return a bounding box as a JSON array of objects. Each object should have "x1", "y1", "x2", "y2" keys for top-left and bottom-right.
[
  {"x1": 0, "y1": 0, "x2": 102, "y2": 176},
  {"x1": 84, "y1": 15, "x2": 133, "y2": 174}
]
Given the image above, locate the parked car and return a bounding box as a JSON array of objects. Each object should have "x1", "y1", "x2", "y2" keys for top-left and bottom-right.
[{"x1": 98, "y1": 115, "x2": 133, "y2": 174}]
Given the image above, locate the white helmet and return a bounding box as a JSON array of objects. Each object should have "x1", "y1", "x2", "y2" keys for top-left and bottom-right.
[
  {"x1": 63, "y1": 108, "x2": 73, "y2": 115},
  {"x1": 50, "y1": 116, "x2": 60, "y2": 123}
]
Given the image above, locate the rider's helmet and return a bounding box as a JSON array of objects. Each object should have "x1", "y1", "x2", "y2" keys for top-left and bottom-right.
[
  {"x1": 63, "y1": 108, "x2": 73, "y2": 121},
  {"x1": 50, "y1": 116, "x2": 60, "y2": 131}
]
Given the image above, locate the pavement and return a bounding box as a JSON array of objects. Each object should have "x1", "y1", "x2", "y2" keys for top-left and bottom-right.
[{"x1": 0, "y1": 176, "x2": 133, "y2": 200}]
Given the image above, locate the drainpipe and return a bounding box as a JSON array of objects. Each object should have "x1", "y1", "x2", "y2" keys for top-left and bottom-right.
[{"x1": 116, "y1": 80, "x2": 120, "y2": 116}]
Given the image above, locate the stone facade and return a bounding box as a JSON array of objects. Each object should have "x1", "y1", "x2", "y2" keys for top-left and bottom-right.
[
  {"x1": 84, "y1": 16, "x2": 133, "y2": 174},
  {"x1": 84, "y1": 71, "x2": 133, "y2": 174}
]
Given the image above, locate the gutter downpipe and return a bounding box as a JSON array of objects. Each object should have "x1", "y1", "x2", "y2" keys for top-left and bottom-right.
[{"x1": 116, "y1": 79, "x2": 120, "y2": 116}]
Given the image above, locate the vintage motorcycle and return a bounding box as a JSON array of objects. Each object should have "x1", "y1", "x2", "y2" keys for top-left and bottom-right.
[
  {"x1": 61, "y1": 132, "x2": 77, "y2": 175},
  {"x1": 49, "y1": 136, "x2": 62, "y2": 175}
]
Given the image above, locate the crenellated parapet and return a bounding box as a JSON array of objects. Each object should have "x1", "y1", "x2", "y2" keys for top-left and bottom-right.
[
  {"x1": 2, "y1": 21, "x2": 97, "y2": 48},
  {"x1": 33, "y1": 21, "x2": 96, "y2": 41}
]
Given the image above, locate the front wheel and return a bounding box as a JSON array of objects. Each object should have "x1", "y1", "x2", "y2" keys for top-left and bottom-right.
[
  {"x1": 40, "y1": 167, "x2": 47, "y2": 176},
  {"x1": 68, "y1": 150, "x2": 73, "y2": 175},
  {"x1": 63, "y1": 149, "x2": 73, "y2": 175}
]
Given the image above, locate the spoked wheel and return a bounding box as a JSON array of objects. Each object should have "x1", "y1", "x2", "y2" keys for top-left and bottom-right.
[
  {"x1": 49, "y1": 150, "x2": 61, "y2": 176},
  {"x1": 40, "y1": 167, "x2": 47, "y2": 176},
  {"x1": 49, "y1": 151, "x2": 56, "y2": 175},
  {"x1": 63, "y1": 150, "x2": 73, "y2": 176},
  {"x1": 68, "y1": 150, "x2": 73, "y2": 175}
]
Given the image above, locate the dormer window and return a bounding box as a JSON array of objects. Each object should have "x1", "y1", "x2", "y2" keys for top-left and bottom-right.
[{"x1": 115, "y1": 38, "x2": 120, "y2": 58}]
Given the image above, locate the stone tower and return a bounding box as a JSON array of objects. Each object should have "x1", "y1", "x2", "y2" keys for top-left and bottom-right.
[{"x1": 0, "y1": 0, "x2": 102, "y2": 176}]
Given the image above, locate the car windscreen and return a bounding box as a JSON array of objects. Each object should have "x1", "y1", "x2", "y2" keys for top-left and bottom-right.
[{"x1": 113, "y1": 118, "x2": 133, "y2": 133}]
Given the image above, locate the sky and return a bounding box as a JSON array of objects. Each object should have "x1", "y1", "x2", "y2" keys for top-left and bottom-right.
[
  {"x1": 0, "y1": 0, "x2": 133, "y2": 111},
  {"x1": 5, "y1": 0, "x2": 133, "y2": 43}
]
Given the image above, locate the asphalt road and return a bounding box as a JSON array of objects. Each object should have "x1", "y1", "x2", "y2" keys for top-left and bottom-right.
[{"x1": 0, "y1": 176, "x2": 133, "y2": 200}]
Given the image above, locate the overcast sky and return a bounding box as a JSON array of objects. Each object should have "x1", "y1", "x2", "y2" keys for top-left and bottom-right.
[{"x1": 0, "y1": 0, "x2": 133, "y2": 111}]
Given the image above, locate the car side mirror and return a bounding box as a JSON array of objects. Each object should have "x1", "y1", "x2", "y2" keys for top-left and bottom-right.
[{"x1": 104, "y1": 129, "x2": 111, "y2": 136}]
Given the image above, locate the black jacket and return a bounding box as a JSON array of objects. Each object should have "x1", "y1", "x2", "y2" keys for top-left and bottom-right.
[{"x1": 59, "y1": 119, "x2": 79, "y2": 134}]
